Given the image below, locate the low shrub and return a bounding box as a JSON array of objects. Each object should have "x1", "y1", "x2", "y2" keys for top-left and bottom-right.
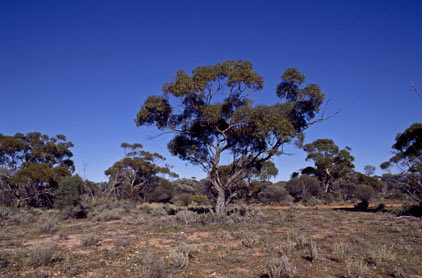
[
  {"x1": 346, "y1": 260, "x2": 368, "y2": 278},
  {"x1": 368, "y1": 245, "x2": 396, "y2": 265},
  {"x1": 37, "y1": 216, "x2": 58, "y2": 234},
  {"x1": 331, "y1": 241, "x2": 348, "y2": 262},
  {"x1": 280, "y1": 238, "x2": 296, "y2": 255},
  {"x1": 288, "y1": 232, "x2": 307, "y2": 250},
  {"x1": 169, "y1": 248, "x2": 189, "y2": 269},
  {"x1": 169, "y1": 242, "x2": 198, "y2": 269},
  {"x1": 28, "y1": 243, "x2": 57, "y2": 267},
  {"x1": 150, "y1": 206, "x2": 168, "y2": 217},
  {"x1": 89, "y1": 207, "x2": 123, "y2": 222},
  {"x1": 80, "y1": 234, "x2": 100, "y2": 247},
  {"x1": 175, "y1": 210, "x2": 197, "y2": 225},
  {"x1": 242, "y1": 235, "x2": 261, "y2": 248},
  {"x1": 10, "y1": 210, "x2": 34, "y2": 225},
  {"x1": 308, "y1": 240, "x2": 318, "y2": 262},
  {"x1": 138, "y1": 251, "x2": 168, "y2": 278},
  {"x1": 266, "y1": 254, "x2": 296, "y2": 278},
  {"x1": 113, "y1": 236, "x2": 131, "y2": 247}
]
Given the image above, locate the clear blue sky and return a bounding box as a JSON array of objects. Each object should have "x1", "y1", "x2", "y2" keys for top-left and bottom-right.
[{"x1": 1, "y1": 0, "x2": 421, "y2": 182}]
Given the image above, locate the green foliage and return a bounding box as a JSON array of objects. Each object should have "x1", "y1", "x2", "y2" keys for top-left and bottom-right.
[
  {"x1": 303, "y1": 139, "x2": 355, "y2": 193},
  {"x1": 216, "y1": 161, "x2": 279, "y2": 200},
  {"x1": 145, "y1": 178, "x2": 174, "y2": 202},
  {"x1": 190, "y1": 194, "x2": 209, "y2": 205},
  {"x1": 171, "y1": 193, "x2": 192, "y2": 206},
  {"x1": 285, "y1": 175, "x2": 322, "y2": 202},
  {"x1": 381, "y1": 123, "x2": 422, "y2": 203},
  {"x1": 355, "y1": 184, "x2": 375, "y2": 203},
  {"x1": 335, "y1": 171, "x2": 384, "y2": 201},
  {"x1": 54, "y1": 175, "x2": 85, "y2": 209},
  {"x1": 135, "y1": 60, "x2": 326, "y2": 214},
  {"x1": 105, "y1": 143, "x2": 178, "y2": 200},
  {"x1": 363, "y1": 165, "x2": 376, "y2": 176},
  {"x1": 0, "y1": 132, "x2": 74, "y2": 207},
  {"x1": 257, "y1": 182, "x2": 291, "y2": 204}
]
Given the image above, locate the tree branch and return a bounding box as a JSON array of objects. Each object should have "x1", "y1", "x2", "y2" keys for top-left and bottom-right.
[{"x1": 411, "y1": 80, "x2": 422, "y2": 98}]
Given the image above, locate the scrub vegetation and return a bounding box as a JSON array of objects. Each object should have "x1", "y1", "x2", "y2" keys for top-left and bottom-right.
[{"x1": 0, "y1": 60, "x2": 421, "y2": 277}]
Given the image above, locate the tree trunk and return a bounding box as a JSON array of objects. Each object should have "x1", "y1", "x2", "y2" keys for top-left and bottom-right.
[
  {"x1": 211, "y1": 177, "x2": 226, "y2": 216},
  {"x1": 215, "y1": 190, "x2": 226, "y2": 216}
]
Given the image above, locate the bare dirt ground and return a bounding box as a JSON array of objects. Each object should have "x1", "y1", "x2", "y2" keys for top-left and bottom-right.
[{"x1": 0, "y1": 203, "x2": 421, "y2": 278}]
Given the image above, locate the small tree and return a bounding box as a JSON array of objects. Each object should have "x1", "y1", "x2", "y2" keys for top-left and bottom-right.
[
  {"x1": 54, "y1": 175, "x2": 85, "y2": 209},
  {"x1": 302, "y1": 139, "x2": 355, "y2": 194},
  {"x1": 0, "y1": 132, "x2": 74, "y2": 207},
  {"x1": 104, "y1": 143, "x2": 178, "y2": 200},
  {"x1": 381, "y1": 123, "x2": 422, "y2": 204},
  {"x1": 136, "y1": 60, "x2": 329, "y2": 215},
  {"x1": 364, "y1": 165, "x2": 376, "y2": 176},
  {"x1": 285, "y1": 174, "x2": 322, "y2": 201}
]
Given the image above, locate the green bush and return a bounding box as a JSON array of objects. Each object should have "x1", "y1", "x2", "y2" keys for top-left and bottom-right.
[
  {"x1": 325, "y1": 192, "x2": 338, "y2": 204},
  {"x1": 257, "y1": 183, "x2": 291, "y2": 204},
  {"x1": 90, "y1": 208, "x2": 123, "y2": 221},
  {"x1": 286, "y1": 175, "x2": 322, "y2": 202},
  {"x1": 355, "y1": 184, "x2": 375, "y2": 202},
  {"x1": 190, "y1": 195, "x2": 209, "y2": 205},
  {"x1": 145, "y1": 179, "x2": 174, "y2": 202},
  {"x1": 54, "y1": 175, "x2": 84, "y2": 210}
]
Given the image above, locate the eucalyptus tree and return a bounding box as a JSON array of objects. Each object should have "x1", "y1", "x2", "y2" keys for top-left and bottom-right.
[
  {"x1": 136, "y1": 60, "x2": 329, "y2": 215},
  {"x1": 302, "y1": 139, "x2": 355, "y2": 194},
  {"x1": 363, "y1": 165, "x2": 376, "y2": 176},
  {"x1": 381, "y1": 123, "x2": 422, "y2": 203},
  {"x1": 105, "y1": 143, "x2": 178, "y2": 200},
  {"x1": 0, "y1": 132, "x2": 74, "y2": 207}
]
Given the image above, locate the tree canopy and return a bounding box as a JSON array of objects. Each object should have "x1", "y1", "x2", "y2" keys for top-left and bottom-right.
[
  {"x1": 381, "y1": 123, "x2": 422, "y2": 203},
  {"x1": 0, "y1": 132, "x2": 74, "y2": 207},
  {"x1": 135, "y1": 60, "x2": 327, "y2": 214},
  {"x1": 302, "y1": 138, "x2": 355, "y2": 193}
]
